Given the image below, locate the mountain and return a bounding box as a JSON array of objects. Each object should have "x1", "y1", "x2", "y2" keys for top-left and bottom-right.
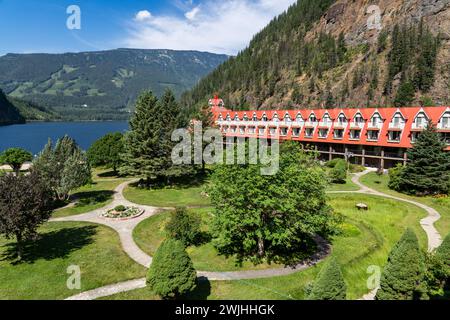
[
  {"x1": 182, "y1": 0, "x2": 450, "y2": 111},
  {"x1": 0, "y1": 90, "x2": 25, "y2": 126},
  {"x1": 0, "y1": 49, "x2": 229, "y2": 120}
]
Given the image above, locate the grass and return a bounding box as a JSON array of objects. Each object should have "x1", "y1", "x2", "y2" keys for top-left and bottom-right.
[
  {"x1": 124, "y1": 185, "x2": 211, "y2": 208},
  {"x1": 133, "y1": 207, "x2": 284, "y2": 272},
  {"x1": 52, "y1": 178, "x2": 129, "y2": 218},
  {"x1": 0, "y1": 222, "x2": 146, "y2": 299},
  {"x1": 113, "y1": 193, "x2": 427, "y2": 300},
  {"x1": 360, "y1": 172, "x2": 450, "y2": 236},
  {"x1": 326, "y1": 174, "x2": 359, "y2": 192}
]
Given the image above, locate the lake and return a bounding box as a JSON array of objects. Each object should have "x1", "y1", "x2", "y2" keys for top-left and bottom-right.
[{"x1": 0, "y1": 121, "x2": 129, "y2": 155}]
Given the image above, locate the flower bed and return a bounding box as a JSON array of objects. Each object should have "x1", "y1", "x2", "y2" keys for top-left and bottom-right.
[{"x1": 102, "y1": 205, "x2": 144, "y2": 220}]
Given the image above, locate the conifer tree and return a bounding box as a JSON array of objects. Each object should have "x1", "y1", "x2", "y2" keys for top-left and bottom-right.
[
  {"x1": 147, "y1": 239, "x2": 197, "y2": 299},
  {"x1": 308, "y1": 257, "x2": 347, "y2": 300},
  {"x1": 394, "y1": 80, "x2": 415, "y2": 107},
  {"x1": 397, "y1": 122, "x2": 450, "y2": 195},
  {"x1": 376, "y1": 228, "x2": 426, "y2": 300}
]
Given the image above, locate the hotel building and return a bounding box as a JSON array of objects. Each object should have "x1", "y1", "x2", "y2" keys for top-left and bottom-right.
[{"x1": 209, "y1": 97, "x2": 450, "y2": 169}]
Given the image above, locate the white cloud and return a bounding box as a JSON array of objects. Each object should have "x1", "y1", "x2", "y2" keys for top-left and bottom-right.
[
  {"x1": 134, "y1": 10, "x2": 152, "y2": 22},
  {"x1": 185, "y1": 6, "x2": 200, "y2": 21},
  {"x1": 124, "y1": 0, "x2": 297, "y2": 55}
]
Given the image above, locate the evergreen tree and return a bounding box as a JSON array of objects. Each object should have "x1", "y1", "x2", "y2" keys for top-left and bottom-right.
[
  {"x1": 329, "y1": 159, "x2": 347, "y2": 184},
  {"x1": 147, "y1": 239, "x2": 197, "y2": 299},
  {"x1": 376, "y1": 228, "x2": 426, "y2": 300},
  {"x1": 165, "y1": 207, "x2": 202, "y2": 247},
  {"x1": 397, "y1": 122, "x2": 450, "y2": 195},
  {"x1": 308, "y1": 257, "x2": 347, "y2": 300},
  {"x1": 394, "y1": 80, "x2": 415, "y2": 107}
]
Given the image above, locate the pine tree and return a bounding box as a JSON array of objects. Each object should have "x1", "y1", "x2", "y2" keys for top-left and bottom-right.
[
  {"x1": 147, "y1": 239, "x2": 197, "y2": 299},
  {"x1": 394, "y1": 80, "x2": 415, "y2": 107},
  {"x1": 308, "y1": 257, "x2": 347, "y2": 300},
  {"x1": 376, "y1": 228, "x2": 426, "y2": 300},
  {"x1": 397, "y1": 122, "x2": 450, "y2": 195}
]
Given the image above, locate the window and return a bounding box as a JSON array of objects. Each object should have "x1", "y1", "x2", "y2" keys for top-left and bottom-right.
[
  {"x1": 262, "y1": 114, "x2": 268, "y2": 122},
  {"x1": 231, "y1": 126, "x2": 237, "y2": 133},
  {"x1": 269, "y1": 127, "x2": 277, "y2": 135},
  {"x1": 318, "y1": 129, "x2": 329, "y2": 138},
  {"x1": 367, "y1": 130, "x2": 379, "y2": 140},
  {"x1": 337, "y1": 114, "x2": 347, "y2": 126},
  {"x1": 415, "y1": 113, "x2": 427, "y2": 127},
  {"x1": 370, "y1": 113, "x2": 381, "y2": 127},
  {"x1": 284, "y1": 114, "x2": 292, "y2": 123},
  {"x1": 305, "y1": 128, "x2": 314, "y2": 138},
  {"x1": 272, "y1": 114, "x2": 279, "y2": 122},
  {"x1": 411, "y1": 132, "x2": 420, "y2": 143},
  {"x1": 322, "y1": 114, "x2": 331, "y2": 125},
  {"x1": 389, "y1": 131, "x2": 401, "y2": 142},
  {"x1": 441, "y1": 112, "x2": 450, "y2": 128},
  {"x1": 258, "y1": 127, "x2": 265, "y2": 135},
  {"x1": 252, "y1": 114, "x2": 258, "y2": 121},
  {"x1": 248, "y1": 126, "x2": 255, "y2": 134},
  {"x1": 441, "y1": 132, "x2": 450, "y2": 144},
  {"x1": 350, "y1": 129, "x2": 361, "y2": 140},
  {"x1": 226, "y1": 114, "x2": 231, "y2": 121},
  {"x1": 233, "y1": 115, "x2": 240, "y2": 122},
  {"x1": 243, "y1": 114, "x2": 249, "y2": 121},
  {"x1": 354, "y1": 114, "x2": 364, "y2": 124},
  {"x1": 292, "y1": 128, "x2": 301, "y2": 137},
  {"x1": 296, "y1": 114, "x2": 304, "y2": 124},
  {"x1": 280, "y1": 127, "x2": 288, "y2": 136},
  {"x1": 334, "y1": 129, "x2": 344, "y2": 139},
  {"x1": 309, "y1": 114, "x2": 317, "y2": 122},
  {"x1": 239, "y1": 127, "x2": 246, "y2": 134}
]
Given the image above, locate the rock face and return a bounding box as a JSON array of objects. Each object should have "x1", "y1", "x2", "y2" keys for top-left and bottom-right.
[{"x1": 184, "y1": 0, "x2": 450, "y2": 110}]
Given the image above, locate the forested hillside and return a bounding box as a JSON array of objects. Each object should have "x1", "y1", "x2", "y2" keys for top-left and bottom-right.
[
  {"x1": 0, "y1": 90, "x2": 25, "y2": 126},
  {"x1": 182, "y1": 0, "x2": 450, "y2": 112},
  {"x1": 0, "y1": 49, "x2": 228, "y2": 120}
]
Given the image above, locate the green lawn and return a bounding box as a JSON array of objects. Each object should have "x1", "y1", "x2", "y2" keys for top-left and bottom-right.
[
  {"x1": 124, "y1": 185, "x2": 211, "y2": 208},
  {"x1": 326, "y1": 174, "x2": 359, "y2": 192},
  {"x1": 0, "y1": 222, "x2": 146, "y2": 299},
  {"x1": 53, "y1": 178, "x2": 129, "y2": 218},
  {"x1": 111, "y1": 193, "x2": 427, "y2": 300},
  {"x1": 360, "y1": 172, "x2": 450, "y2": 236},
  {"x1": 133, "y1": 208, "x2": 284, "y2": 272}
]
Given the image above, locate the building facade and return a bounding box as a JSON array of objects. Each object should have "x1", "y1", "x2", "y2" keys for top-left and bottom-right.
[{"x1": 209, "y1": 96, "x2": 450, "y2": 169}]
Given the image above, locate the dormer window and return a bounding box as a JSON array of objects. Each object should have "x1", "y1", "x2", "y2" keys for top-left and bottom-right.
[
  {"x1": 390, "y1": 112, "x2": 405, "y2": 129},
  {"x1": 337, "y1": 114, "x2": 347, "y2": 125},
  {"x1": 441, "y1": 112, "x2": 450, "y2": 129},
  {"x1": 252, "y1": 113, "x2": 258, "y2": 121},
  {"x1": 272, "y1": 114, "x2": 280, "y2": 122},
  {"x1": 309, "y1": 114, "x2": 317, "y2": 123},
  {"x1": 354, "y1": 113, "x2": 364, "y2": 124},
  {"x1": 414, "y1": 112, "x2": 428, "y2": 128},
  {"x1": 218, "y1": 115, "x2": 223, "y2": 122},
  {"x1": 226, "y1": 114, "x2": 231, "y2": 121},
  {"x1": 296, "y1": 114, "x2": 304, "y2": 123},
  {"x1": 370, "y1": 113, "x2": 382, "y2": 127},
  {"x1": 262, "y1": 114, "x2": 268, "y2": 122},
  {"x1": 284, "y1": 114, "x2": 292, "y2": 123},
  {"x1": 243, "y1": 114, "x2": 249, "y2": 121},
  {"x1": 233, "y1": 115, "x2": 240, "y2": 122},
  {"x1": 322, "y1": 114, "x2": 332, "y2": 125}
]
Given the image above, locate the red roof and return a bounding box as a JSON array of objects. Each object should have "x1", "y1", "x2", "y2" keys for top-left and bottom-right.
[{"x1": 211, "y1": 101, "x2": 450, "y2": 149}]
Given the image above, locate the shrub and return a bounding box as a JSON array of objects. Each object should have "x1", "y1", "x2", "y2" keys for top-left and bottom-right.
[
  {"x1": 329, "y1": 159, "x2": 347, "y2": 184},
  {"x1": 147, "y1": 239, "x2": 197, "y2": 299},
  {"x1": 376, "y1": 228, "x2": 426, "y2": 300},
  {"x1": 114, "y1": 205, "x2": 126, "y2": 212},
  {"x1": 308, "y1": 257, "x2": 347, "y2": 300},
  {"x1": 165, "y1": 207, "x2": 202, "y2": 246},
  {"x1": 388, "y1": 163, "x2": 405, "y2": 191},
  {"x1": 325, "y1": 158, "x2": 340, "y2": 168}
]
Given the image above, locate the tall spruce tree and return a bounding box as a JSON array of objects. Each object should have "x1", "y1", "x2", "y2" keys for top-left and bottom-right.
[
  {"x1": 397, "y1": 122, "x2": 450, "y2": 195},
  {"x1": 308, "y1": 257, "x2": 347, "y2": 300},
  {"x1": 376, "y1": 228, "x2": 426, "y2": 300}
]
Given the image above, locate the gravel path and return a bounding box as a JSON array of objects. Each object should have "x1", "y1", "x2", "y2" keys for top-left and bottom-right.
[{"x1": 58, "y1": 170, "x2": 442, "y2": 300}]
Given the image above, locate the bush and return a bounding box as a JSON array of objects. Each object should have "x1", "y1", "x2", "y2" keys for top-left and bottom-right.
[
  {"x1": 308, "y1": 257, "x2": 347, "y2": 300},
  {"x1": 376, "y1": 228, "x2": 426, "y2": 300},
  {"x1": 165, "y1": 207, "x2": 202, "y2": 246},
  {"x1": 147, "y1": 239, "x2": 197, "y2": 299},
  {"x1": 114, "y1": 205, "x2": 126, "y2": 212},
  {"x1": 388, "y1": 164, "x2": 405, "y2": 191},
  {"x1": 325, "y1": 158, "x2": 340, "y2": 168},
  {"x1": 329, "y1": 159, "x2": 347, "y2": 184}
]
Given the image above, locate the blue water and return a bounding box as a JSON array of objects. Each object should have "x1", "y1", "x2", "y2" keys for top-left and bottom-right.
[{"x1": 0, "y1": 121, "x2": 129, "y2": 155}]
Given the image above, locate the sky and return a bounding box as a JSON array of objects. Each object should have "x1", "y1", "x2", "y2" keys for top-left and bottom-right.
[{"x1": 0, "y1": 0, "x2": 297, "y2": 56}]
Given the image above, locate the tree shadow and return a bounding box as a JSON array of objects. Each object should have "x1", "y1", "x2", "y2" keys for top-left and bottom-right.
[
  {"x1": 193, "y1": 232, "x2": 212, "y2": 247},
  {"x1": 97, "y1": 170, "x2": 120, "y2": 178},
  {"x1": 1, "y1": 226, "x2": 97, "y2": 264},
  {"x1": 132, "y1": 170, "x2": 211, "y2": 190},
  {"x1": 182, "y1": 277, "x2": 212, "y2": 300},
  {"x1": 72, "y1": 190, "x2": 115, "y2": 207}
]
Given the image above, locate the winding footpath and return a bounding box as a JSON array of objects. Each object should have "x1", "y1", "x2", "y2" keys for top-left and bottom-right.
[{"x1": 53, "y1": 169, "x2": 443, "y2": 300}]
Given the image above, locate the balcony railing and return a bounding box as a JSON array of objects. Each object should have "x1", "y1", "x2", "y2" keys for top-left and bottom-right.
[
  {"x1": 304, "y1": 121, "x2": 318, "y2": 127},
  {"x1": 318, "y1": 121, "x2": 332, "y2": 128},
  {"x1": 333, "y1": 121, "x2": 347, "y2": 128},
  {"x1": 349, "y1": 121, "x2": 365, "y2": 129},
  {"x1": 437, "y1": 122, "x2": 450, "y2": 130},
  {"x1": 367, "y1": 122, "x2": 383, "y2": 129},
  {"x1": 388, "y1": 122, "x2": 405, "y2": 130},
  {"x1": 411, "y1": 122, "x2": 426, "y2": 130}
]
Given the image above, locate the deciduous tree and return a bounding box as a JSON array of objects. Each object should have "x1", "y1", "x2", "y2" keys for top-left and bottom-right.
[
  {"x1": 87, "y1": 132, "x2": 124, "y2": 174},
  {"x1": 0, "y1": 148, "x2": 32, "y2": 175}
]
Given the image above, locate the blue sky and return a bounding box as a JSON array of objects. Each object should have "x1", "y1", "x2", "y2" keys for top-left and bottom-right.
[{"x1": 0, "y1": 0, "x2": 296, "y2": 56}]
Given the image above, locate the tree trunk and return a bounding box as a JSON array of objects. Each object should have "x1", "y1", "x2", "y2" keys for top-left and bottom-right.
[
  {"x1": 16, "y1": 233, "x2": 23, "y2": 261},
  {"x1": 258, "y1": 237, "x2": 265, "y2": 257},
  {"x1": 13, "y1": 165, "x2": 21, "y2": 176}
]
